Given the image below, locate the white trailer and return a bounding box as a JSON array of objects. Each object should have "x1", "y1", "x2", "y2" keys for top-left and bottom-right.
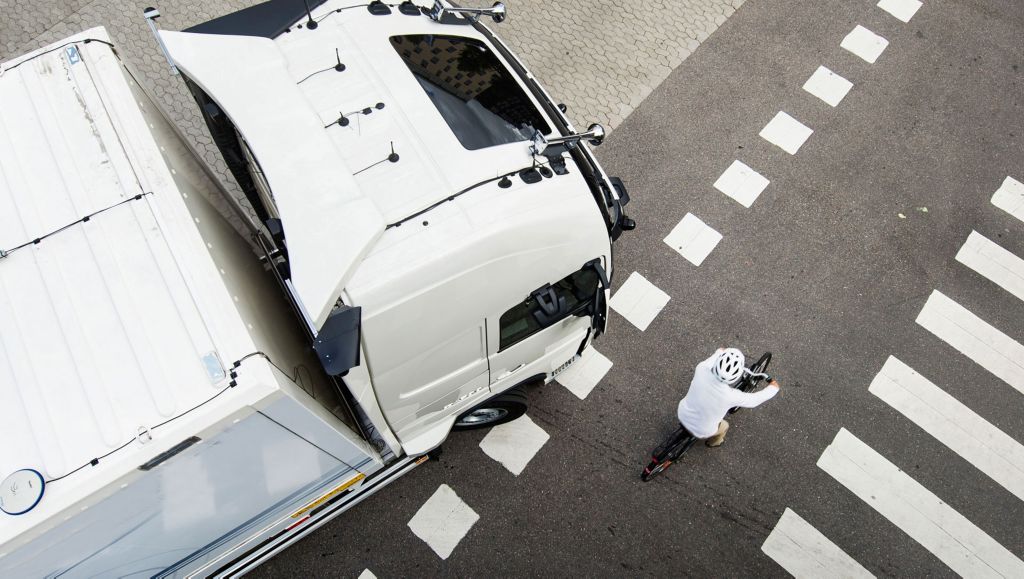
[{"x1": 0, "y1": 1, "x2": 632, "y2": 576}]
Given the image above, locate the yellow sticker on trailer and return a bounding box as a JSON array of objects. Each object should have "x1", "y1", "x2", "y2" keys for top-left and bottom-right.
[{"x1": 291, "y1": 472, "x2": 365, "y2": 518}]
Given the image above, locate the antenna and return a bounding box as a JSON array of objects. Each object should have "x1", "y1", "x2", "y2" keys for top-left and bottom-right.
[
  {"x1": 326, "y1": 102, "x2": 386, "y2": 129},
  {"x1": 302, "y1": 0, "x2": 319, "y2": 29}
]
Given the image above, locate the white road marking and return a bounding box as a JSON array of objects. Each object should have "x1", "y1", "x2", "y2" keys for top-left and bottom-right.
[
  {"x1": 818, "y1": 429, "x2": 1024, "y2": 577},
  {"x1": 877, "y1": 0, "x2": 923, "y2": 23},
  {"x1": 762, "y1": 508, "x2": 874, "y2": 579},
  {"x1": 714, "y1": 160, "x2": 770, "y2": 208},
  {"x1": 555, "y1": 346, "x2": 612, "y2": 400},
  {"x1": 609, "y1": 272, "x2": 671, "y2": 331},
  {"x1": 407, "y1": 484, "x2": 480, "y2": 560},
  {"x1": 870, "y1": 356, "x2": 1024, "y2": 501},
  {"x1": 358, "y1": 570, "x2": 377, "y2": 579},
  {"x1": 802, "y1": 66, "x2": 854, "y2": 107},
  {"x1": 956, "y1": 230, "x2": 1024, "y2": 303},
  {"x1": 841, "y1": 25, "x2": 889, "y2": 64},
  {"x1": 759, "y1": 112, "x2": 813, "y2": 155},
  {"x1": 663, "y1": 213, "x2": 723, "y2": 266},
  {"x1": 916, "y1": 289, "x2": 1024, "y2": 395},
  {"x1": 991, "y1": 176, "x2": 1024, "y2": 223},
  {"x1": 478, "y1": 414, "x2": 550, "y2": 476}
]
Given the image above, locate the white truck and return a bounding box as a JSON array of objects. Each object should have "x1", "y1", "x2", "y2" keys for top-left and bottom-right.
[{"x1": 0, "y1": 1, "x2": 633, "y2": 575}]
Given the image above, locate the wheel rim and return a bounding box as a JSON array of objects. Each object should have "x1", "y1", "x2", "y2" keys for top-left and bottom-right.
[{"x1": 456, "y1": 407, "x2": 509, "y2": 426}]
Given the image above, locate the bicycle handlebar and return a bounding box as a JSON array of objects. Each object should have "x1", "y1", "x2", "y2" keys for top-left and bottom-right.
[{"x1": 744, "y1": 369, "x2": 771, "y2": 381}]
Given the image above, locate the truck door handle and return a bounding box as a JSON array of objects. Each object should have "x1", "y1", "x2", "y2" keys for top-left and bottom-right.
[{"x1": 497, "y1": 363, "x2": 525, "y2": 380}]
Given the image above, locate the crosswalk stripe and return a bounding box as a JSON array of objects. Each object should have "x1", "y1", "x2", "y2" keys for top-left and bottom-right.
[
  {"x1": 956, "y1": 230, "x2": 1024, "y2": 303},
  {"x1": 818, "y1": 429, "x2": 1024, "y2": 577},
  {"x1": 915, "y1": 290, "x2": 1024, "y2": 395},
  {"x1": 554, "y1": 346, "x2": 612, "y2": 400},
  {"x1": 802, "y1": 66, "x2": 854, "y2": 107},
  {"x1": 869, "y1": 356, "x2": 1024, "y2": 501},
  {"x1": 478, "y1": 414, "x2": 549, "y2": 476},
  {"x1": 841, "y1": 25, "x2": 889, "y2": 64},
  {"x1": 714, "y1": 160, "x2": 770, "y2": 208},
  {"x1": 762, "y1": 508, "x2": 874, "y2": 578},
  {"x1": 759, "y1": 111, "x2": 813, "y2": 155},
  {"x1": 663, "y1": 213, "x2": 722, "y2": 266},
  {"x1": 407, "y1": 484, "x2": 480, "y2": 560},
  {"x1": 991, "y1": 176, "x2": 1024, "y2": 223},
  {"x1": 608, "y1": 271, "x2": 671, "y2": 331},
  {"x1": 877, "y1": 0, "x2": 923, "y2": 23}
]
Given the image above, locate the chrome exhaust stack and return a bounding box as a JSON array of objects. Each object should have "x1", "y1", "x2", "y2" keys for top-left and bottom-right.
[{"x1": 429, "y1": 1, "x2": 507, "y2": 23}]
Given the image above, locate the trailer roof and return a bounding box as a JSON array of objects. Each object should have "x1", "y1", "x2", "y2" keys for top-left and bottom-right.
[
  {"x1": 160, "y1": 0, "x2": 560, "y2": 329},
  {"x1": 0, "y1": 29, "x2": 277, "y2": 550}
]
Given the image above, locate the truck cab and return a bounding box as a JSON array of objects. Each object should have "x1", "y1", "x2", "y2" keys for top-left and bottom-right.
[{"x1": 159, "y1": 0, "x2": 632, "y2": 453}]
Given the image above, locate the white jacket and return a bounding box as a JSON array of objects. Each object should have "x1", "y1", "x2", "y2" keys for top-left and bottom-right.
[{"x1": 676, "y1": 352, "x2": 778, "y2": 438}]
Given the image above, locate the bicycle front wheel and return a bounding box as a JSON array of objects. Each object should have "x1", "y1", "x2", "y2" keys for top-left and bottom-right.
[
  {"x1": 729, "y1": 352, "x2": 772, "y2": 413},
  {"x1": 745, "y1": 352, "x2": 772, "y2": 391}
]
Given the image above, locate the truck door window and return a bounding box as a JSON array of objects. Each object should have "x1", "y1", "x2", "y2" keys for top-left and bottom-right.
[{"x1": 499, "y1": 266, "x2": 599, "y2": 351}]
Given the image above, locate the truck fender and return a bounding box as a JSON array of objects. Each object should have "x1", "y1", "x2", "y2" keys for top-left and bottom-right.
[{"x1": 400, "y1": 415, "x2": 457, "y2": 456}]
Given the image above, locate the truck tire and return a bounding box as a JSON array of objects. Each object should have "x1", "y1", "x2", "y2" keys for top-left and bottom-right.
[{"x1": 453, "y1": 386, "x2": 529, "y2": 430}]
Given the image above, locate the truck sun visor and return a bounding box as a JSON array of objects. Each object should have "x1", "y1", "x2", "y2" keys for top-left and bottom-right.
[{"x1": 314, "y1": 306, "x2": 362, "y2": 376}]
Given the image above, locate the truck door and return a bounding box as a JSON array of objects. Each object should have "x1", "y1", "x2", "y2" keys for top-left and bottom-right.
[{"x1": 487, "y1": 260, "x2": 606, "y2": 389}]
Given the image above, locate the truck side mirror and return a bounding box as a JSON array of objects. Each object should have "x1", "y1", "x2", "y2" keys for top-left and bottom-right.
[
  {"x1": 531, "y1": 284, "x2": 568, "y2": 327},
  {"x1": 314, "y1": 305, "x2": 362, "y2": 376}
]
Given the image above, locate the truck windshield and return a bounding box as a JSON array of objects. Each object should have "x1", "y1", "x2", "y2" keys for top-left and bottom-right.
[{"x1": 390, "y1": 34, "x2": 550, "y2": 150}]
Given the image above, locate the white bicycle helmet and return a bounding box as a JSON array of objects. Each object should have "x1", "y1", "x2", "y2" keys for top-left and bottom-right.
[{"x1": 713, "y1": 348, "x2": 745, "y2": 384}]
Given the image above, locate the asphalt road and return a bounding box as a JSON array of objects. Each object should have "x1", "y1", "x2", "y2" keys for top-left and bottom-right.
[
  {"x1": 256, "y1": 0, "x2": 1024, "y2": 576},
  {"x1": 2, "y1": 0, "x2": 1021, "y2": 576}
]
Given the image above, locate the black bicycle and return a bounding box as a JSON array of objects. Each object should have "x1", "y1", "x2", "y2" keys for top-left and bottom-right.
[{"x1": 640, "y1": 352, "x2": 772, "y2": 482}]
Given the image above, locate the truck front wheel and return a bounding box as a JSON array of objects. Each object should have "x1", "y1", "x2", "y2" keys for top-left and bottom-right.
[{"x1": 453, "y1": 386, "x2": 528, "y2": 430}]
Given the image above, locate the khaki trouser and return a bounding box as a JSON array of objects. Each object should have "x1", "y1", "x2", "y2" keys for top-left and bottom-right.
[{"x1": 705, "y1": 419, "x2": 730, "y2": 447}]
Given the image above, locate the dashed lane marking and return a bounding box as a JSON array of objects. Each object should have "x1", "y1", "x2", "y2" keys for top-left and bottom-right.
[
  {"x1": 818, "y1": 429, "x2": 1024, "y2": 577},
  {"x1": 956, "y1": 230, "x2": 1024, "y2": 303},
  {"x1": 802, "y1": 66, "x2": 854, "y2": 107},
  {"x1": 407, "y1": 484, "x2": 480, "y2": 560},
  {"x1": 870, "y1": 356, "x2": 1024, "y2": 501},
  {"x1": 714, "y1": 160, "x2": 770, "y2": 208},
  {"x1": 478, "y1": 414, "x2": 550, "y2": 476},
  {"x1": 608, "y1": 271, "x2": 671, "y2": 331},
  {"x1": 759, "y1": 111, "x2": 813, "y2": 155},
  {"x1": 916, "y1": 289, "x2": 1024, "y2": 395},
  {"x1": 762, "y1": 508, "x2": 874, "y2": 579},
  {"x1": 991, "y1": 176, "x2": 1024, "y2": 223},
  {"x1": 663, "y1": 213, "x2": 723, "y2": 266},
  {"x1": 555, "y1": 346, "x2": 612, "y2": 400},
  {"x1": 877, "y1": 0, "x2": 923, "y2": 23},
  {"x1": 841, "y1": 25, "x2": 889, "y2": 64}
]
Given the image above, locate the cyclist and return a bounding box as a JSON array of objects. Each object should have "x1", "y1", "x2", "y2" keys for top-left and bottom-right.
[{"x1": 677, "y1": 348, "x2": 779, "y2": 447}]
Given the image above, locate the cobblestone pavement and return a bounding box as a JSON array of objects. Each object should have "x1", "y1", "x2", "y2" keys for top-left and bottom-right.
[
  {"x1": 1, "y1": 0, "x2": 743, "y2": 229},
  {"x1": 1, "y1": 0, "x2": 745, "y2": 130}
]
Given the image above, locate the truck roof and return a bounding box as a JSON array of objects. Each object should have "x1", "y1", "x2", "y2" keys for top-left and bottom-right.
[
  {"x1": 161, "y1": 0, "x2": 591, "y2": 329},
  {"x1": 0, "y1": 29, "x2": 279, "y2": 551}
]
